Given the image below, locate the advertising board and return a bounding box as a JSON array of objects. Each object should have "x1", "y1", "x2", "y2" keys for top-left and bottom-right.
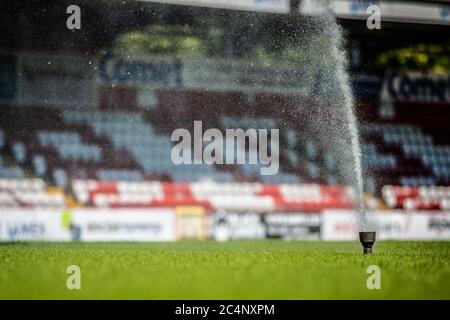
[{"x1": 322, "y1": 210, "x2": 450, "y2": 240}]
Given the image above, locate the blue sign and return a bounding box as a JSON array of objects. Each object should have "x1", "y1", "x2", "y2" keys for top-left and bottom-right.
[
  {"x1": 387, "y1": 74, "x2": 450, "y2": 102},
  {"x1": 350, "y1": 0, "x2": 379, "y2": 13},
  {"x1": 7, "y1": 222, "x2": 46, "y2": 240},
  {"x1": 440, "y1": 5, "x2": 450, "y2": 19},
  {"x1": 98, "y1": 53, "x2": 183, "y2": 87}
]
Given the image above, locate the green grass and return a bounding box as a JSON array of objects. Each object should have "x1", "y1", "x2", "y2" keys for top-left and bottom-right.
[{"x1": 0, "y1": 241, "x2": 449, "y2": 299}]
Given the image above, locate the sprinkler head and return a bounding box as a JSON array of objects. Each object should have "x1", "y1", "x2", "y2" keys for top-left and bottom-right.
[{"x1": 359, "y1": 231, "x2": 376, "y2": 255}]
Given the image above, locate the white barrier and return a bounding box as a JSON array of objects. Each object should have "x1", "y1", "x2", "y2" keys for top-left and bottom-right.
[
  {"x1": 72, "y1": 209, "x2": 176, "y2": 241},
  {"x1": 212, "y1": 212, "x2": 266, "y2": 241},
  {"x1": 322, "y1": 210, "x2": 450, "y2": 241},
  {"x1": 211, "y1": 211, "x2": 321, "y2": 241},
  {"x1": 0, "y1": 210, "x2": 69, "y2": 241},
  {"x1": 0, "y1": 209, "x2": 176, "y2": 242},
  {"x1": 1, "y1": 209, "x2": 449, "y2": 241}
]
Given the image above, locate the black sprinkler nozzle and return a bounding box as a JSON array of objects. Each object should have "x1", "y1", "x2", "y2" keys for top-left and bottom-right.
[{"x1": 359, "y1": 231, "x2": 376, "y2": 255}]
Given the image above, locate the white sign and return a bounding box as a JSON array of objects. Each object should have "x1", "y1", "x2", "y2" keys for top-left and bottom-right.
[
  {"x1": 0, "y1": 210, "x2": 70, "y2": 241},
  {"x1": 213, "y1": 212, "x2": 266, "y2": 241},
  {"x1": 143, "y1": 0, "x2": 290, "y2": 14},
  {"x1": 309, "y1": 0, "x2": 450, "y2": 26},
  {"x1": 97, "y1": 53, "x2": 182, "y2": 87},
  {"x1": 384, "y1": 73, "x2": 450, "y2": 103},
  {"x1": 265, "y1": 213, "x2": 321, "y2": 240},
  {"x1": 322, "y1": 210, "x2": 450, "y2": 241},
  {"x1": 72, "y1": 208, "x2": 176, "y2": 241},
  {"x1": 0, "y1": 209, "x2": 176, "y2": 242}
]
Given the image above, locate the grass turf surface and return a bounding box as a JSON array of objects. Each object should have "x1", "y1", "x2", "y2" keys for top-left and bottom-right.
[{"x1": 0, "y1": 241, "x2": 449, "y2": 299}]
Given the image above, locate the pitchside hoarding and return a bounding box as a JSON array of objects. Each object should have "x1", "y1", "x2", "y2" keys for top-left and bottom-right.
[
  {"x1": 265, "y1": 212, "x2": 321, "y2": 240},
  {"x1": 1, "y1": 209, "x2": 450, "y2": 241},
  {"x1": 71, "y1": 209, "x2": 176, "y2": 241},
  {"x1": 211, "y1": 211, "x2": 321, "y2": 241},
  {"x1": 0, "y1": 209, "x2": 177, "y2": 241},
  {"x1": 0, "y1": 210, "x2": 69, "y2": 241},
  {"x1": 322, "y1": 210, "x2": 450, "y2": 241},
  {"x1": 212, "y1": 212, "x2": 266, "y2": 240}
]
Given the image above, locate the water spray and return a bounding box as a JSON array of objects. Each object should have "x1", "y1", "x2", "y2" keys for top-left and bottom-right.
[{"x1": 307, "y1": 0, "x2": 372, "y2": 254}]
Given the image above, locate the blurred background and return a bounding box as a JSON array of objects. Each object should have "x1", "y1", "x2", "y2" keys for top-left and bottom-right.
[{"x1": 0, "y1": 0, "x2": 450, "y2": 242}]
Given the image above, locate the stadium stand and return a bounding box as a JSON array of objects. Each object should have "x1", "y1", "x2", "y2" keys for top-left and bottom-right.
[
  {"x1": 0, "y1": 106, "x2": 142, "y2": 183},
  {"x1": 382, "y1": 185, "x2": 450, "y2": 210},
  {"x1": 63, "y1": 110, "x2": 233, "y2": 183},
  {"x1": 1, "y1": 87, "x2": 450, "y2": 211},
  {"x1": 71, "y1": 180, "x2": 355, "y2": 212},
  {"x1": 0, "y1": 178, "x2": 66, "y2": 208}
]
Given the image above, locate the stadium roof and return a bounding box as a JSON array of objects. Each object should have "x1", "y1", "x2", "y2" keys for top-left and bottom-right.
[
  {"x1": 323, "y1": 0, "x2": 450, "y2": 26},
  {"x1": 1, "y1": 0, "x2": 448, "y2": 53},
  {"x1": 141, "y1": 0, "x2": 291, "y2": 13},
  {"x1": 141, "y1": 0, "x2": 450, "y2": 25}
]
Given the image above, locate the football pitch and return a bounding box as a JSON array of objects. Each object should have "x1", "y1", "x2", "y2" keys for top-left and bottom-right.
[{"x1": 0, "y1": 241, "x2": 449, "y2": 299}]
